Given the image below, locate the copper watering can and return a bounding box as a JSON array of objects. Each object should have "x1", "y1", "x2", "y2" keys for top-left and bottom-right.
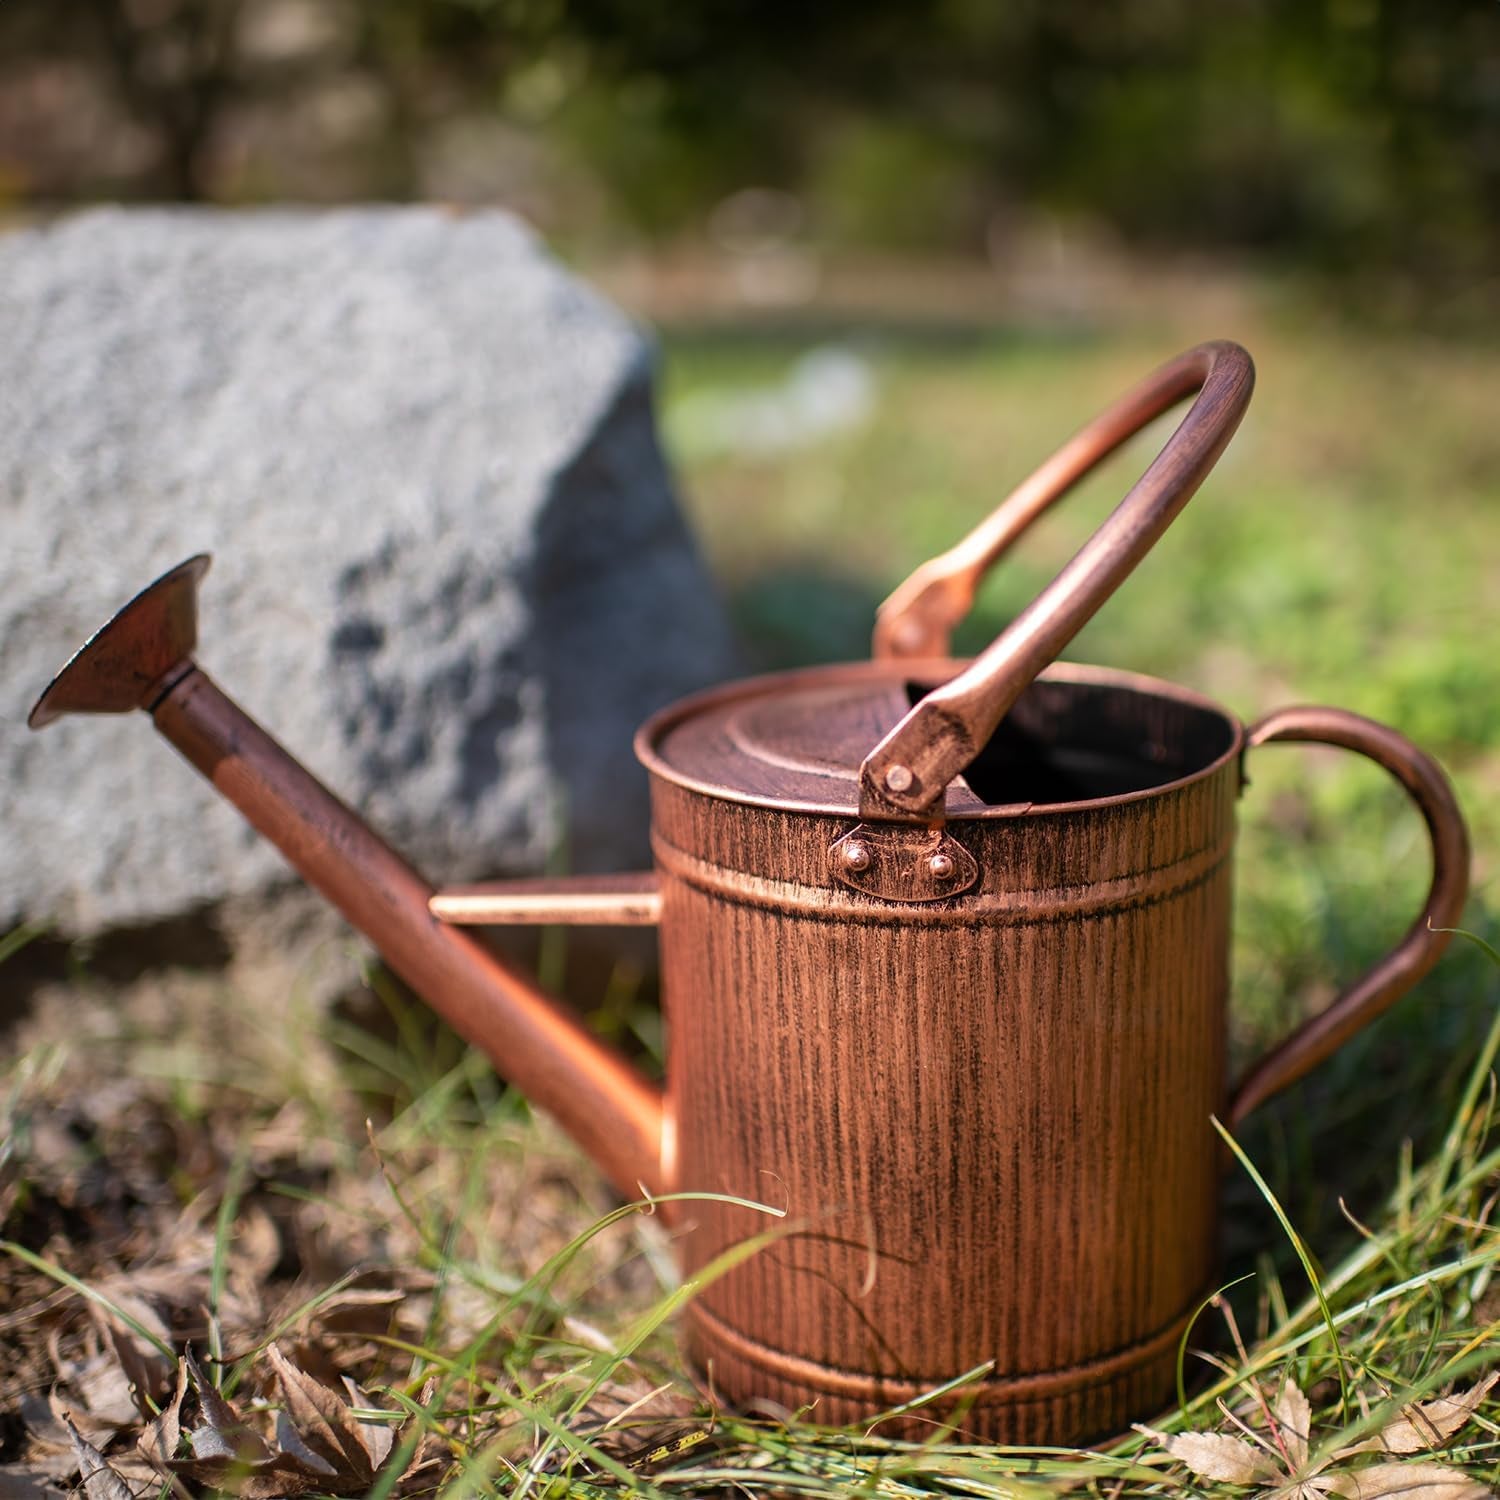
[{"x1": 29, "y1": 341, "x2": 1470, "y2": 1442}]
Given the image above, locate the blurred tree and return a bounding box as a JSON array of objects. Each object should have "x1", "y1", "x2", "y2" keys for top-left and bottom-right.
[{"x1": 0, "y1": 0, "x2": 1494, "y2": 284}]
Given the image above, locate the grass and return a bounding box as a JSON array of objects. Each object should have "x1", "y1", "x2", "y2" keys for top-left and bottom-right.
[{"x1": 2, "y1": 276, "x2": 1499, "y2": 1493}]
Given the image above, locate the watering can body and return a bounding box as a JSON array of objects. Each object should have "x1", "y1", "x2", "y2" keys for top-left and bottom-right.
[
  {"x1": 617, "y1": 653, "x2": 1464, "y2": 1439},
  {"x1": 29, "y1": 342, "x2": 1470, "y2": 1442},
  {"x1": 643, "y1": 660, "x2": 1236, "y2": 1438}
]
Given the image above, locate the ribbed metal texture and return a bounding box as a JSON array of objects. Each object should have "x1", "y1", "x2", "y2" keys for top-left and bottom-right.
[{"x1": 653, "y1": 762, "x2": 1238, "y2": 1441}]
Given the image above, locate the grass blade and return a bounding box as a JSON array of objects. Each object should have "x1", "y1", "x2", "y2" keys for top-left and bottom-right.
[{"x1": 1212, "y1": 1115, "x2": 1350, "y2": 1412}]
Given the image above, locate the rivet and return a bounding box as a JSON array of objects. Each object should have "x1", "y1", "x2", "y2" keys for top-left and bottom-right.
[
  {"x1": 843, "y1": 841, "x2": 871, "y2": 873},
  {"x1": 929, "y1": 851, "x2": 955, "y2": 880},
  {"x1": 884, "y1": 763, "x2": 914, "y2": 793}
]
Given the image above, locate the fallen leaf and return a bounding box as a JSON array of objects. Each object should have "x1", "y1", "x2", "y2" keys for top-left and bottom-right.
[
  {"x1": 16, "y1": 1393, "x2": 95, "y2": 1474},
  {"x1": 183, "y1": 1345, "x2": 271, "y2": 1464},
  {"x1": 340, "y1": 1376, "x2": 395, "y2": 1467},
  {"x1": 72, "y1": 1355, "x2": 143, "y2": 1430},
  {"x1": 1362, "y1": 1375, "x2": 1500, "y2": 1456},
  {"x1": 137, "y1": 1358, "x2": 187, "y2": 1467},
  {"x1": 371, "y1": 1379, "x2": 448, "y2": 1498},
  {"x1": 1323, "y1": 1461, "x2": 1495, "y2": 1499},
  {"x1": 1277, "y1": 1375, "x2": 1314, "y2": 1471},
  {"x1": 1135, "y1": 1425, "x2": 1283, "y2": 1484},
  {"x1": 57, "y1": 1412, "x2": 133, "y2": 1500},
  {"x1": 188, "y1": 1425, "x2": 241, "y2": 1461},
  {"x1": 307, "y1": 1288, "x2": 404, "y2": 1339},
  {"x1": 0, "y1": 1464, "x2": 69, "y2": 1500},
  {"x1": 266, "y1": 1343, "x2": 375, "y2": 1480},
  {"x1": 272, "y1": 1415, "x2": 339, "y2": 1478},
  {"x1": 97, "y1": 1321, "x2": 163, "y2": 1424},
  {"x1": 166, "y1": 1451, "x2": 342, "y2": 1500}
]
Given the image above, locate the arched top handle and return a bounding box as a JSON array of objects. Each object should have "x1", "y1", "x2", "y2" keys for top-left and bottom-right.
[{"x1": 861, "y1": 340, "x2": 1255, "y2": 823}]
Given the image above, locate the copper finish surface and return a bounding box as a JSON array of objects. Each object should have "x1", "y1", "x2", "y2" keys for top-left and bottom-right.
[
  {"x1": 645, "y1": 670, "x2": 1467, "y2": 1438},
  {"x1": 1229, "y1": 706, "x2": 1471, "y2": 1124},
  {"x1": 28, "y1": 554, "x2": 210, "y2": 728},
  {"x1": 652, "y1": 687, "x2": 1238, "y2": 1439},
  {"x1": 430, "y1": 872, "x2": 663, "y2": 926},
  {"x1": 27, "y1": 340, "x2": 1475, "y2": 1444},
  {"x1": 28, "y1": 561, "x2": 665, "y2": 1201},
  {"x1": 638, "y1": 658, "x2": 1241, "y2": 816},
  {"x1": 827, "y1": 822, "x2": 980, "y2": 903},
  {"x1": 152, "y1": 669, "x2": 667, "y2": 1200},
  {"x1": 862, "y1": 341, "x2": 1254, "y2": 823}
]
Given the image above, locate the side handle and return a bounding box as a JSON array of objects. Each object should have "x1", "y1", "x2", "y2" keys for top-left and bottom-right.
[{"x1": 1229, "y1": 706, "x2": 1471, "y2": 1127}]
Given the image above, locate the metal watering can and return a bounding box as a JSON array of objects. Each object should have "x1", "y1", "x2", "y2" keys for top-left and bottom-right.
[{"x1": 29, "y1": 342, "x2": 1470, "y2": 1442}]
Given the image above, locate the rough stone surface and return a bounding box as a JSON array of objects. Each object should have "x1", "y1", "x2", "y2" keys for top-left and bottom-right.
[{"x1": 0, "y1": 206, "x2": 737, "y2": 940}]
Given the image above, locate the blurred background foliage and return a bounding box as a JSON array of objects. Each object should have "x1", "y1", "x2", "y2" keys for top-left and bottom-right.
[{"x1": 2, "y1": 0, "x2": 1497, "y2": 303}]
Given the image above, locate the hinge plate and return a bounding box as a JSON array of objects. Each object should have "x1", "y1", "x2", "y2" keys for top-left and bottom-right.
[{"x1": 828, "y1": 823, "x2": 980, "y2": 904}]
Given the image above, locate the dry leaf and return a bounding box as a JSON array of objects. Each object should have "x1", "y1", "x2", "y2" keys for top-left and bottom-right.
[
  {"x1": 96, "y1": 1322, "x2": 163, "y2": 1425},
  {"x1": 1277, "y1": 1375, "x2": 1314, "y2": 1471},
  {"x1": 368, "y1": 1375, "x2": 443, "y2": 1495},
  {"x1": 182, "y1": 1346, "x2": 271, "y2": 1464},
  {"x1": 1136, "y1": 1425, "x2": 1283, "y2": 1484},
  {"x1": 71, "y1": 1356, "x2": 142, "y2": 1430},
  {"x1": 17, "y1": 1392, "x2": 100, "y2": 1471},
  {"x1": 167, "y1": 1451, "x2": 346, "y2": 1500},
  {"x1": 137, "y1": 1358, "x2": 187, "y2": 1468},
  {"x1": 266, "y1": 1343, "x2": 377, "y2": 1480},
  {"x1": 306, "y1": 1288, "x2": 404, "y2": 1339},
  {"x1": 151, "y1": 1345, "x2": 410, "y2": 1497},
  {"x1": 340, "y1": 1377, "x2": 395, "y2": 1468},
  {"x1": 1352, "y1": 1375, "x2": 1500, "y2": 1457},
  {"x1": 87, "y1": 1292, "x2": 175, "y2": 1422},
  {"x1": 57, "y1": 1412, "x2": 133, "y2": 1500},
  {"x1": 189, "y1": 1424, "x2": 243, "y2": 1462},
  {"x1": 1323, "y1": 1461, "x2": 1495, "y2": 1499},
  {"x1": 271, "y1": 1415, "x2": 339, "y2": 1478}
]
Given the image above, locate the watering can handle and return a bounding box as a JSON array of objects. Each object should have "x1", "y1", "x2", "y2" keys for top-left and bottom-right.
[
  {"x1": 862, "y1": 340, "x2": 1255, "y2": 823},
  {"x1": 1228, "y1": 706, "x2": 1470, "y2": 1125}
]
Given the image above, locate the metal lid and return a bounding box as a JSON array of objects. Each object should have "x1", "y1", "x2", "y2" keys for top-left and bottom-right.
[
  {"x1": 636, "y1": 659, "x2": 1242, "y2": 818},
  {"x1": 639, "y1": 660, "x2": 982, "y2": 816}
]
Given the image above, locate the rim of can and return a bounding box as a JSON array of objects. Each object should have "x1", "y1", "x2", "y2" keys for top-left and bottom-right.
[{"x1": 635, "y1": 658, "x2": 1246, "y2": 820}]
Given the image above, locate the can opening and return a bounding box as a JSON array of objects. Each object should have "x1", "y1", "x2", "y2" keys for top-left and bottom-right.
[{"x1": 905, "y1": 676, "x2": 1237, "y2": 807}]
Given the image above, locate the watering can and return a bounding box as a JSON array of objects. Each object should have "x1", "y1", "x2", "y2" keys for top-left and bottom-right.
[{"x1": 28, "y1": 341, "x2": 1470, "y2": 1442}]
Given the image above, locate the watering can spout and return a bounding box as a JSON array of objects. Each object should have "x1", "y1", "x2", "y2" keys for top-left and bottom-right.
[{"x1": 28, "y1": 556, "x2": 669, "y2": 1201}]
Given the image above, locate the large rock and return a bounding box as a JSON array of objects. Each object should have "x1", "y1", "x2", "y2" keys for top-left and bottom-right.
[{"x1": 0, "y1": 207, "x2": 737, "y2": 941}]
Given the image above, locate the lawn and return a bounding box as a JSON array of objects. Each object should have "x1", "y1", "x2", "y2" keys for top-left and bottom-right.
[{"x1": 2, "y1": 274, "x2": 1498, "y2": 1496}]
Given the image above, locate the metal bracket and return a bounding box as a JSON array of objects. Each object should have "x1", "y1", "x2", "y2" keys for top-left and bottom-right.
[{"x1": 828, "y1": 823, "x2": 980, "y2": 904}]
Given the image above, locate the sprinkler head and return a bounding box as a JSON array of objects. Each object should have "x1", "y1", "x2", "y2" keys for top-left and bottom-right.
[{"x1": 28, "y1": 554, "x2": 211, "y2": 730}]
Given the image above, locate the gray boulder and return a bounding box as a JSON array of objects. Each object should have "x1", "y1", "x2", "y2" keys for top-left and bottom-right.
[{"x1": 0, "y1": 207, "x2": 737, "y2": 942}]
